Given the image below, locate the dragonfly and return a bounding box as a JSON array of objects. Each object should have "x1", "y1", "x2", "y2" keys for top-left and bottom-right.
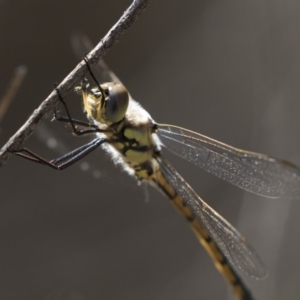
[{"x1": 12, "y1": 40, "x2": 300, "y2": 300}]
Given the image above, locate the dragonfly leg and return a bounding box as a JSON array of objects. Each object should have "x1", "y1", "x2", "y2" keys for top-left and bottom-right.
[
  {"x1": 83, "y1": 55, "x2": 104, "y2": 96},
  {"x1": 53, "y1": 111, "x2": 97, "y2": 129},
  {"x1": 54, "y1": 87, "x2": 107, "y2": 135},
  {"x1": 12, "y1": 138, "x2": 106, "y2": 170}
]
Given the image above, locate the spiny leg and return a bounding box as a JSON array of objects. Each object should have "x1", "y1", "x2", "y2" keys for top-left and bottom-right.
[
  {"x1": 54, "y1": 87, "x2": 107, "y2": 136},
  {"x1": 83, "y1": 56, "x2": 105, "y2": 97},
  {"x1": 53, "y1": 81, "x2": 100, "y2": 129},
  {"x1": 12, "y1": 66, "x2": 108, "y2": 168},
  {"x1": 53, "y1": 113, "x2": 98, "y2": 129},
  {"x1": 13, "y1": 138, "x2": 106, "y2": 170}
]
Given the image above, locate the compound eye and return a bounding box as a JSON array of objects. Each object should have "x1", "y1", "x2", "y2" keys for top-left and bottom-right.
[{"x1": 105, "y1": 83, "x2": 129, "y2": 123}]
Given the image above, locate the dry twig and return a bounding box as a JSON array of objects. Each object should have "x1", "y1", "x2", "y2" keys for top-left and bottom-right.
[
  {"x1": 0, "y1": 65, "x2": 28, "y2": 124},
  {"x1": 0, "y1": 0, "x2": 150, "y2": 167}
]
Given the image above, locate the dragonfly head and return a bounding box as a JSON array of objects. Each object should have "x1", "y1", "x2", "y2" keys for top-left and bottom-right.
[
  {"x1": 102, "y1": 82, "x2": 129, "y2": 123},
  {"x1": 81, "y1": 81, "x2": 129, "y2": 125}
]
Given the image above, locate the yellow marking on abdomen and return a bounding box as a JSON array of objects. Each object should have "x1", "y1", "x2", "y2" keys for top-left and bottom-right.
[{"x1": 152, "y1": 168, "x2": 253, "y2": 300}]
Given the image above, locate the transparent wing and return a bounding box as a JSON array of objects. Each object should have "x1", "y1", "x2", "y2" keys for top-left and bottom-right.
[
  {"x1": 158, "y1": 156, "x2": 267, "y2": 279},
  {"x1": 70, "y1": 31, "x2": 123, "y2": 85},
  {"x1": 158, "y1": 124, "x2": 300, "y2": 199},
  {"x1": 70, "y1": 33, "x2": 300, "y2": 198}
]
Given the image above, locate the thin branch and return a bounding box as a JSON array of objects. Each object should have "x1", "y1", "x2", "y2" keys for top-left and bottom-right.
[
  {"x1": 0, "y1": 0, "x2": 150, "y2": 167},
  {"x1": 0, "y1": 65, "x2": 28, "y2": 123}
]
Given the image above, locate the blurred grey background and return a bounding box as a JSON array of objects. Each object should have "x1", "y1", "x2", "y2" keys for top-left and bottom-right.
[{"x1": 1, "y1": 0, "x2": 300, "y2": 299}]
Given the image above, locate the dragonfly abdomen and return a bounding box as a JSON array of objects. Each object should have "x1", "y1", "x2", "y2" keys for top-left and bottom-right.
[{"x1": 151, "y1": 165, "x2": 253, "y2": 300}]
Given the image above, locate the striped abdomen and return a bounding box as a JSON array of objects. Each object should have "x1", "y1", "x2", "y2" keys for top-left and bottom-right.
[{"x1": 151, "y1": 165, "x2": 253, "y2": 300}]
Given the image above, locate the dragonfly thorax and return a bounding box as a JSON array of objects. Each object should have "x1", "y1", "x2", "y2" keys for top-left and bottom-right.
[{"x1": 104, "y1": 118, "x2": 161, "y2": 178}]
